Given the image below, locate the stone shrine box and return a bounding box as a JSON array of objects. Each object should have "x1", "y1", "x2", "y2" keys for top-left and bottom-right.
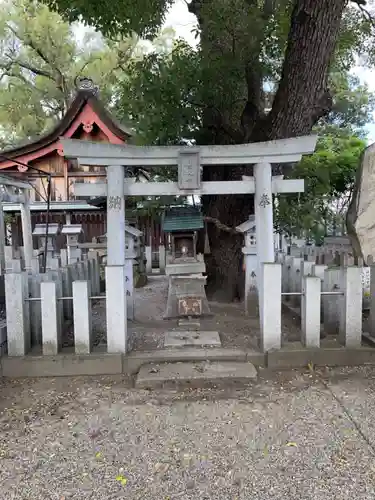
[
  {"x1": 236, "y1": 215, "x2": 258, "y2": 311},
  {"x1": 102, "y1": 222, "x2": 143, "y2": 259},
  {"x1": 236, "y1": 215, "x2": 256, "y2": 254},
  {"x1": 124, "y1": 223, "x2": 143, "y2": 259},
  {"x1": 162, "y1": 206, "x2": 205, "y2": 276},
  {"x1": 32, "y1": 223, "x2": 60, "y2": 255}
]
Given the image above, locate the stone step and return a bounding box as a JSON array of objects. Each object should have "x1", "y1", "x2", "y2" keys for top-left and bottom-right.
[
  {"x1": 164, "y1": 330, "x2": 221, "y2": 348},
  {"x1": 135, "y1": 360, "x2": 257, "y2": 389}
]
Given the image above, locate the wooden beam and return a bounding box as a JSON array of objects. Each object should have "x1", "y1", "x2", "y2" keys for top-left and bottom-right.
[
  {"x1": 61, "y1": 136, "x2": 318, "y2": 167},
  {"x1": 73, "y1": 178, "x2": 304, "y2": 198},
  {"x1": 0, "y1": 175, "x2": 31, "y2": 190}
]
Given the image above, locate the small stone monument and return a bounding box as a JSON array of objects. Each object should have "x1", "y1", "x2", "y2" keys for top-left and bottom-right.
[
  {"x1": 61, "y1": 224, "x2": 83, "y2": 263},
  {"x1": 124, "y1": 223, "x2": 143, "y2": 320},
  {"x1": 163, "y1": 206, "x2": 212, "y2": 326}
]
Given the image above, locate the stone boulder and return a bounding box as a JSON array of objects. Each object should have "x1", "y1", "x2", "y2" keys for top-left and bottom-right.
[{"x1": 347, "y1": 143, "x2": 375, "y2": 259}]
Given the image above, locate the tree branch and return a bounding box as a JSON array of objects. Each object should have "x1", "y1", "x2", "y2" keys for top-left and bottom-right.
[
  {"x1": 14, "y1": 60, "x2": 54, "y2": 80},
  {"x1": 352, "y1": 0, "x2": 375, "y2": 28}
]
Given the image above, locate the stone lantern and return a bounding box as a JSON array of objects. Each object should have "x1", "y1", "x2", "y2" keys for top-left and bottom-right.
[
  {"x1": 61, "y1": 224, "x2": 83, "y2": 263},
  {"x1": 32, "y1": 223, "x2": 60, "y2": 266}
]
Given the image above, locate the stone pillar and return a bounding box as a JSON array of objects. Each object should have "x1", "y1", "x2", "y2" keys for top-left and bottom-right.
[
  {"x1": 5, "y1": 272, "x2": 29, "y2": 355},
  {"x1": 242, "y1": 246, "x2": 257, "y2": 315},
  {"x1": 106, "y1": 265, "x2": 127, "y2": 352},
  {"x1": 159, "y1": 245, "x2": 166, "y2": 274},
  {"x1": 312, "y1": 264, "x2": 327, "y2": 320},
  {"x1": 301, "y1": 276, "x2": 321, "y2": 347},
  {"x1": 0, "y1": 205, "x2": 6, "y2": 274},
  {"x1": 125, "y1": 258, "x2": 134, "y2": 320},
  {"x1": 254, "y1": 162, "x2": 274, "y2": 279},
  {"x1": 145, "y1": 245, "x2": 152, "y2": 274},
  {"x1": 9, "y1": 259, "x2": 22, "y2": 273},
  {"x1": 88, "y1": 250, "x2": 100, "y2": 295},
  {"x1": 290, "y1": 257, "x2": 302, "y2": 307},
  {"x1": 323, "y1": 268, "x2": 341, "y2": 334},
  {"x1": 60, "y1": 248, "x2": 68, "y2": 267},
  {"x1": 339, "y1": 267, "x2": 362, "y2": 347},
  {"x1": 73, "y1": 281, "x2": 92, "y2": 354},
  {"x1": 370, "y1": 265, "x2": 375, "y2": 336},
  {"x1": 106, "y1": 165, "x2": 127, "y2": 352},
  {"x1": 20, "y1": 194, "x2": 33, "y2": 271},
  {"x1": 41, "y1": 281, "x2": 60, "y2": 355},
  {"x1": 4, "y1": 246, "x2": 13, "y2": 269},
  {"x1": 259, "y1": 263, "x2": 282, "y2": 352},
  {"x1": 107, "y1": 165, "x2": 125, "y2": 266}
]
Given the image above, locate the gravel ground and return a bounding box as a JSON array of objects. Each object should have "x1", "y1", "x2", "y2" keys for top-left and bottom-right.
[
  {"x1": 86, "y1": 276, "x2": 302, "y2": 351},
  {"x1": 1, "y1": 367, "x2": 375, "y2": 499}
]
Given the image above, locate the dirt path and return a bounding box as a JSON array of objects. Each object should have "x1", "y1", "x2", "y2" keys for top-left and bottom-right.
[
  {"x1": 1, "y1": 367, "x2": 375, "y2": 499},
  {"x1": 89, "y1": 276, "x2": 302, "y2": 351}
]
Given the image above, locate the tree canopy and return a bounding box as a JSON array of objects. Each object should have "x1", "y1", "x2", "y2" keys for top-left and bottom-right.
[
  {"x1": 22, "y1": 0, "x2": 375, "y2": 296},
  {"x1": 0, "y1": 0, "x2": 142, "y2": 147}
]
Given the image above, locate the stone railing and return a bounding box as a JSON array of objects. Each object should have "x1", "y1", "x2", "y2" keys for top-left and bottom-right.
[
  {"x1": 4, "y1": 252, "x2": 101, "y2": 356},
  {"x1": 258, "y1": 258, "x2": 364, "y2": 351}
]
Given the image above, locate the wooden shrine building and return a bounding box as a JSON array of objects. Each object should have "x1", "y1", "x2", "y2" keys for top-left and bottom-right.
[{"x1": 0, "y1": 77, "x2": 162, "y2": 249}]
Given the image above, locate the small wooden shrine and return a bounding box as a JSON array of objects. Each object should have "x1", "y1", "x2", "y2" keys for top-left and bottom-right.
[{"x1": 0, "y1": 77, "x2": 132, "y2": 249}]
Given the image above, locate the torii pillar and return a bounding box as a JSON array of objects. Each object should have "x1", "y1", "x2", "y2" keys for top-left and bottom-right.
[{"x1": 105, "y1": 165, "x2": 127, "y2": 352}]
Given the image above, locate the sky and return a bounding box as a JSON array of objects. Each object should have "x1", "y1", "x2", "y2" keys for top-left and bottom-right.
[{"x1": 164, "y1": 0, "x2": 375, "y2": 143}]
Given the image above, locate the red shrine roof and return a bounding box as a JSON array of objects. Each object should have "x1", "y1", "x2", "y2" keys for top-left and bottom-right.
[{"x1": 0, "y1": 77, "x2": 132, "y2": 171}]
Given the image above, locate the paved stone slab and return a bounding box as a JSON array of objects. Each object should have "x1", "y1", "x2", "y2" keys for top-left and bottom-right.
[
  {"x1": 136, "y1": 360, "x2": 257, "y2": 389},
  {"x1": 164, "y1": 330, "x2": 221, "y2": 348}
]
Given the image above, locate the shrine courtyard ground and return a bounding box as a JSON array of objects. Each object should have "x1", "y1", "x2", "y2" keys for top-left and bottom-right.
[{"x1": 1, "y1": 366, "x2": 375, "y2": 499}]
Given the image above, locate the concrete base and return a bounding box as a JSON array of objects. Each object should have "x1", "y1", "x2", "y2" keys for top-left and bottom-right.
[
  {"x1": 165, "y1": 261, "x2": 206, "y2": 276},
  {"x1": 164, "y1": 275, "x2": 212, "y2": 319},
  {"x1": 267, "y1": 341, "x2": 375, "y2": 369},
  {"x1": 164, "y1": 330, "x2": 221, "y2": 348},
  {"x1": 178, "y1": 318, "x2": 201, "y2": 330},
  {"x1": 2, "y1": 343, "x2": 375, "y2": 379},
  {"x1": 135, "y1": 361, "x2": 258, "y2": 389}
]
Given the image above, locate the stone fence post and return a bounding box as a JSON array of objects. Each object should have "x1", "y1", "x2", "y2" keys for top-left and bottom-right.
[{"x1": 5, "y1": 272, "x2": 29, "y2": 356}]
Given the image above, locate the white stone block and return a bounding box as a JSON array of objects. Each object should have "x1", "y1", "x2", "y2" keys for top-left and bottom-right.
[
  {"x1": 291, "y1": 257, "x2": 302, "y2": 307},
  {"x1": 4, "y1": 246, "x2": 13, "y2": 265},
  {"x1": 159, "y1": 245, "x2": 166, "y2": 274},
  {"x1": 41, "y1": 281, "x2": 61, "y2": 355},
  {"x1": 301, "y1": 276, "x2": 321, "y2": 347},
  {"x1": 259, "y1": 263, "x2": 282, "y2": 352},
  {"x1": 312, "y1": 264, "x2": 327, "y2": 281},
  {"x1": 8, "y1": 259, "x2": 22, "y2": 273},
  {"x1": 5, "y1": 272, "x2": 29, "y2": 355},
  {"x1": 145, "y1": 246, "x2": 152, "y2": 274},
  {"x1": 125, "y1": 258, "x2": 134, "y2": 320},
  {"x1": 323, "y1": 268, "x2": 341, "y2": 334},
  {"x1": 49, "y1": 257, "x2": 60, "y2": 270},
  {"x1": 60, "y1": 248, "x2": 68, "y2": 267},
  {"x1": 73, "y1": 281, "x2": 92, "y2": 354},
  {"x1": 30, "y1": 257, "x2": 40, "y2": 274},
  {"x1": 339, "y1": 267, "x2": 362, "y2": 347},
  {"x1": 106, "y1": 265, "x2": 127, "y2": 353},
  {"x1": 369, "y1": 265, "x2": 375, "y2": 336},
  {"x1": 243, "y1": 251, "x2": 257, "y2": 314}
]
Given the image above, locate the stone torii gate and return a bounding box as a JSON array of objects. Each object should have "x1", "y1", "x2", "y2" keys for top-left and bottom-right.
[
  {"x1": 0, "y1": 174, "x2": 33, "y2": 272},
  {"x1": 61, "y1": 136, "x2": 317, "y2": 352}
]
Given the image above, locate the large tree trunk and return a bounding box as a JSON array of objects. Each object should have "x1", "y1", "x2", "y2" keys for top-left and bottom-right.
[{"x1": 192, "y1": 0, "x2": 347, "y2": 301}]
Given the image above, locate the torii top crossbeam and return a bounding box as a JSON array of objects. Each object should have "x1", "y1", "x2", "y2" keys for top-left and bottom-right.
[{"x1": 61, "y1": 135, "x2": 317, "y2": 166}]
